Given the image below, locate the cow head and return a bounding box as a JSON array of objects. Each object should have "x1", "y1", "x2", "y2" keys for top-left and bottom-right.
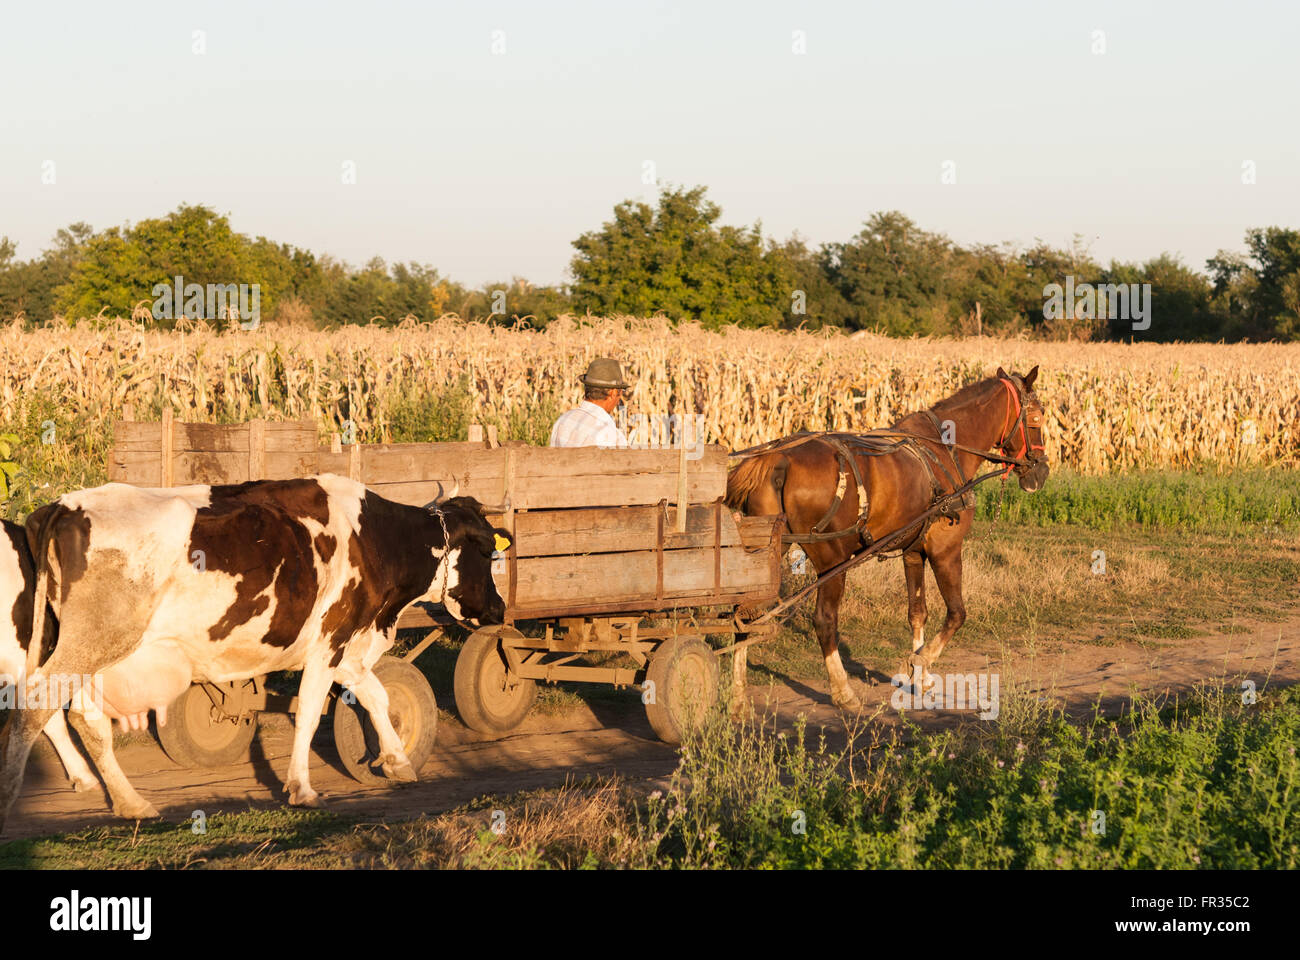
[{"x1": 427, "y1": 495, "x2": 508, "y2": 627}]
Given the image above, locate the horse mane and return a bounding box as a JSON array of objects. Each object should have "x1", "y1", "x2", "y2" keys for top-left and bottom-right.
[
  {"x1": 893, "y1": 376, "x2": 1001, "y2": 427},
  {"x1": 725, "y1": 454, "x2": 784, "y2": 510}
]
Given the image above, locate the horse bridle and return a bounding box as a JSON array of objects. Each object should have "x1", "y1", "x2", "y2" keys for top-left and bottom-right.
[{"x1": 995, "y1": 375, "x2": 1046, "y2": 477}]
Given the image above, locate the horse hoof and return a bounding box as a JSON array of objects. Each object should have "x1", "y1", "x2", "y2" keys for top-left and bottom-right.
[{"x1": 832, "y1": 690, "x2": 863, "y2": 712}]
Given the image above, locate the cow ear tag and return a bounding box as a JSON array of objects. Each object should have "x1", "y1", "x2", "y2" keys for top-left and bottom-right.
[{"x1": 493, "y1": 534, "x2": 511, "y2": 552}]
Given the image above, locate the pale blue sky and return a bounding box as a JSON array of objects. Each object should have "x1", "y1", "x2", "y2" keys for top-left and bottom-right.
[{"x1": 2, "y1": 0, "x2": 1296, "y2": 285}]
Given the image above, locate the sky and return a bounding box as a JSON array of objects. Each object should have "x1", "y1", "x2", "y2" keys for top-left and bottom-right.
[{"x1": 1, "y1": 0, "x2": 1297, "y2": 286}]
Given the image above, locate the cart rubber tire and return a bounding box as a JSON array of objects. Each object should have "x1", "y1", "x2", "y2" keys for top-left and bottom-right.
[
  {"x1": 332, "y1": 656, "x2": 438, "y2": 785},
  {"x1": 644, "y1": 635, "x2": 719, "y2": 745},
  {"x1": 155, "y1": 683, "x2": 257, "y2": 768},
  {"x1": 454, "y1": 626, "x2": 537, "y2": 737}
]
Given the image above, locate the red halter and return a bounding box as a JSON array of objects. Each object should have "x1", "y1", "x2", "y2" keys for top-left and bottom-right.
[{"x1": 997, "y1": 377, "x2": 1045, "y2": 477}]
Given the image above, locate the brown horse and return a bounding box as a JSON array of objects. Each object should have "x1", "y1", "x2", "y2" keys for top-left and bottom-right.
[{"x1": 725, "y1": 367, "x2": 1048, "y2": 710}]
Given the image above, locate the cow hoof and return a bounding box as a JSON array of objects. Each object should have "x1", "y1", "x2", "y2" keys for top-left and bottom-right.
[
  {"x1": 114, "y1": 800, "x2": 160, "y2": 821},
  {"x1": 382, "y1": 760, "x2": 418, "y2": 783},
  {"x1": 70, "y1": 776, "x2": 97, "y2": 794},
  {"x1": 287, "y1": 782, "x2": 325, "y2": 808}
]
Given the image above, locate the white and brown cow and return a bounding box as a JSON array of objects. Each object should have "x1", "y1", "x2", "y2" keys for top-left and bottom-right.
[
  {"x1": 0, "y1": 474, "x2": 506, "y2": 831},
  {"x1": 0, "y1": 520, "x2": 98, "y2": 793}
]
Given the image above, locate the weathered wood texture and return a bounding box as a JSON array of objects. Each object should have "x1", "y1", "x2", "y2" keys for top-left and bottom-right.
[{"x1": 110, "y1": 421, "x2": 727, "y2": 506}]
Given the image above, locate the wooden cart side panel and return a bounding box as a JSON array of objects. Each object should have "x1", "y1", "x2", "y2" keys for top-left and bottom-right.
[
  {"x1": 511, "y1": 544, "x2": 774, "y2": 609},
  {"x1": 109, "y1": 449, "x2": 321, "y2": 486},
  {"x1": 112, "y1": 420, "x2": 317, "y2": 454},
  {"x1": 317, "y1": 444, "x2": 727, "y2": 509},
  {"x1": 509, "y1": 503, "x2": 747, "y2": 557}
]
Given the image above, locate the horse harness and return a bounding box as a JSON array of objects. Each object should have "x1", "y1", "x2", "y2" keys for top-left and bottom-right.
[{"x1": 732, "y1": 376, "x2": 1043, "y2": 553}]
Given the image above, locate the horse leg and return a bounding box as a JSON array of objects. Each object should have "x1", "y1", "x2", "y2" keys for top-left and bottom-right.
[
  {"x1": 913, "y1": 545, "x2": 966, "y2": 673},
  {"x1": 901, "y1": 549, "x2": 936, "y2": 692},
  {"x1": 729, "y1": 646, "x2": 749, "y2": 720},
  {"x1": 814, "y1": 573, "x2": 860, "y2": 711}
]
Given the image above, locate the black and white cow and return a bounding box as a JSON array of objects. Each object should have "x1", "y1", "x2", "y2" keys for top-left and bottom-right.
[
  {"x1": 0, "y1": 475, "x2": 507, "y2": 831},
  {"x1": 0, "y1": 521, "x2": 97, "y2": 793}
]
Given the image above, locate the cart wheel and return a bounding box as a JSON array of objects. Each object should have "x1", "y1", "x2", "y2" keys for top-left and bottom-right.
[
  {"x1": 155, "y1": 683, "x2": 257, "y2": 768},
  {"x1": 644, "y1": 635, "x2": 719, "y2": 745},
  {"x1": 454, "y1": 626, "x2": 536, "y2": 737},
  {"x1": 332, "y1": 656, "x2": 438, "y2": 785}
]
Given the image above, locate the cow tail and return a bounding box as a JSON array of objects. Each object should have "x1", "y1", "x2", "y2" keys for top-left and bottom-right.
[{"x1": 23, "y1": 503, "x2": 61, "y2": 678}]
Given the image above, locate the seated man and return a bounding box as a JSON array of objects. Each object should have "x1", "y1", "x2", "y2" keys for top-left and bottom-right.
[{"x1": 549, "y1": 358, "x2": 631, "y2": 448}]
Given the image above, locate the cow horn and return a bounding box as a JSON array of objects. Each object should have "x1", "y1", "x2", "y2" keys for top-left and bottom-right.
[{"x1": 440, "y1": 480, "x2": 460, "y2": 502}]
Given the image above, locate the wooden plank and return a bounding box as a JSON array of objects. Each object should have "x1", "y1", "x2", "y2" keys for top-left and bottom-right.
[
  {"x1": 509, "y1": 504, "x2": 746, "y2": 557},
  {"x1": 675, "y1": 417, "x2": 690, "y2": 533},
  {"x1": 348, "y1": 443, "x2": 361, "y2": 481},
  {"x1": 511, "y1": 546, "x2": 775, "y2": 608},
  {"x1": 112, "y1": 419, "x2": 317, "y2": 453},
  {"x1": 364, "y1": 479, "x2": 506, "y2": 507},
  {"x1": 511, "y1": 472, "x2": 722, "y2": 510},
  {"x1": 110, "y1": 450, "x2": 319, "y2": 486},
  {"x1": 356, "y1": 447, "x2": 507, "y2": 485},
  {"x1": 160, "y1": 408, "x2": 174, "y2": 487},
  {"x1": 737, "y1": 516, "x2": 778, "y2": 550},
  {"x1": 249, "y1": 419, "x2": 266, "y2": 480}
]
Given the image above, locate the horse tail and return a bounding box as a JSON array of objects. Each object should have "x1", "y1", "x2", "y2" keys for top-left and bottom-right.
[{"x1": 725, "y1": 453, "x2": 789, "y2": 513}]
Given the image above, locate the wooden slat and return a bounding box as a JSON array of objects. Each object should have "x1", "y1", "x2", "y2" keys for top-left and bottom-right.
[
  {"x1": 512, "y1": 546, "x2": 775, "y2": 608},
  {"x1": 511, "y1": 473, "x2": 722, "y2": 510},
  {"x1": 161, "y1": 408, "x2": 174, "y2": 487},
  {"x1": 109, "y1": 451, "x2": 319, "y2": 486},
  {"x1": 509, "y1": 504, "x2": 744, "y2": 557},
  {"x1": 112, "y1": 419, "x2": 317, "y2": 453},
  {"x1": 365, "y1": 479, "x2": 504, "y2": 507},
  {"x1": 249, "y1": 419, "x2": 266, "y2": 480}
]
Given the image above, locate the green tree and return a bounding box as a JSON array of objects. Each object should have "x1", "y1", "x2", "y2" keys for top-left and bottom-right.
[
  {"x1": 1208, "y1": 227, "x2": 1300, "y2": 340},
  {"x1": 821, "y1": 212, "x2": 962, "y2": 335},
  {"x1": 570, "y1": 185, "x2": 792, "y2": 328},
  {"x1": 55, "y1": 206, "x2": 274, "y2": 324},
  {"x1": 0, "y1": 223, "x2": 94, "y2": 322}
]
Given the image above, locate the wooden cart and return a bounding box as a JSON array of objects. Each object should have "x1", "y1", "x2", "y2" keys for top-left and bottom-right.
[{"x1": 105, "y1": 415, "x2": 785, "y2": 780}]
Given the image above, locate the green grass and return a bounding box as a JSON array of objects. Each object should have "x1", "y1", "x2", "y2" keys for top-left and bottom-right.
[
  {"x1": 978, "y1": 465, "x2": 1300, "y2": 530},
  {"x1": 7, "y1": 683, "x2": 1296, "y2": 869},
  {"x1": 636, "y1": 682, "x2": 1300, "y2": 869}
]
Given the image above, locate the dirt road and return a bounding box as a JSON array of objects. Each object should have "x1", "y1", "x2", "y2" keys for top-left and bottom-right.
[{"x1": 5, "y1": 615, "x2": 1298, "y2": 840}]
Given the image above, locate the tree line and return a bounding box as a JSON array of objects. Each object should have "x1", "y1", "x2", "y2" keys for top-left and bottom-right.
[{"x1": 2, "y1": 187, "x2": 1297, "y2": 340}]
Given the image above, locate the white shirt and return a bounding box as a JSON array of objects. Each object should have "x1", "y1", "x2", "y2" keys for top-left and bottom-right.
[{"x1": 549, "y1": 401, "x2": 629, "y2": 449}]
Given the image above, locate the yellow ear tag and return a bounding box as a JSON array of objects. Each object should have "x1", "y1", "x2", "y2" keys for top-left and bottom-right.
[{"x1": 493, "y1": 534, "x2": 511, "y2": 552}]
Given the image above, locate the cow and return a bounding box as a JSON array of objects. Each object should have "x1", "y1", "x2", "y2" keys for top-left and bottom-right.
[
  {"x1": 0, "y1": 520, "x2": 98, "y2": 793},
  {"x1": 0, "y1": 475, "x2": 507, "y2": 832}
]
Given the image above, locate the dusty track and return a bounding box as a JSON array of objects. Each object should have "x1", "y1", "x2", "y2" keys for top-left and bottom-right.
[{"x1": 5, "y1": 614, "x2": 1299, "y2": 840}]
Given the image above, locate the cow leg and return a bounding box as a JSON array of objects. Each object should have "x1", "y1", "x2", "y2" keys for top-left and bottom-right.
[
  {"x1": 285, "y1": 658, "x2": 333, "y2": 808},
  {"x1": 343, "y1": 668, "x2": 417, "y2": 782},
  {"x1": 0, "y1": 692, "x2": 56, "y2": 834},
  {"x1": 66, "y1": 688, "x2": 158, "y2": 820},
  {"x1": 901, "y1": 550, "x2": 936, "y2": 692},
  {"x1": 814, "y1": 572, "x2": 860, "y2": 711},
  {"x1": 42, "y1": 710, "x2": 97, "y2": 793}
]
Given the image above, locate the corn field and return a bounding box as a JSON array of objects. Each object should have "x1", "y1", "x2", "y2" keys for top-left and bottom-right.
[{"x1": 3, "y1": 315, "x2": 1298, "y2": 474}]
